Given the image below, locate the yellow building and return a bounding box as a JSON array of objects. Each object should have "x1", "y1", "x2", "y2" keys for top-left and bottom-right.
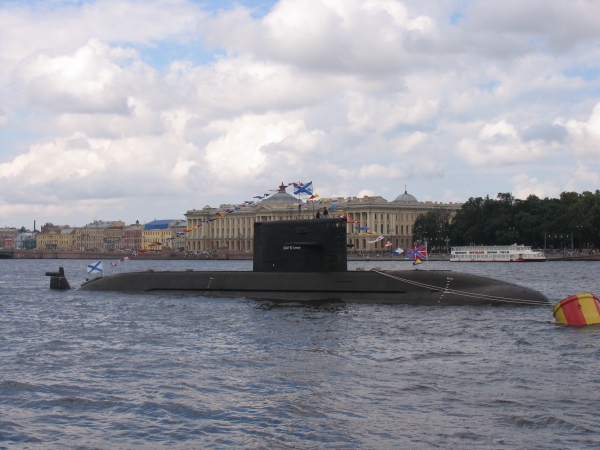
[
  {"x1": 36, "y1": 228, "x2": 76, "y2": 250},
  {"x1": 184, "y1": 184, "x2": 461, "y2": 253},
  {"x1": 142, "y1": 220, "x2": 181, "y2": 251},
  {"x1": 103, "y1": 226, "x2": 124, "y2": 251},
  {"x1": 184, "y1": 184, "x2": 307, "y2": 252},
  {"x1": 75, "y1": 220, "x2": 125, "y2": 251}
]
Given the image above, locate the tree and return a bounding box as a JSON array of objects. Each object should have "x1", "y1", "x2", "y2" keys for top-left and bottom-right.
[
  {"x1": 413, "y1": 209, "x2": 452, "y2": 251},
  {"x1": 449, "y1": 191, "x2": 600, "y2": 249}
]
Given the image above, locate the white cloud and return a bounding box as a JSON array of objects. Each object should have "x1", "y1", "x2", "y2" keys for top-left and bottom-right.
[
  {"x1": 203, "y1": 113, "x2": 309, "y2": 181},
  {"x1": 465, "y1": 0, "x2": 600, "y2": 51},
  {"x1": 1, "y1": 0, "x2": 600, "y2": 227},
  {"x1": 509, "y1": 173, "x2": 560, "y2": 199},
  {"x1": 358, "y1": 163, "x2": 394, "y2": 179},
  {"x1": 0, "y1": 0, "x2": 204, "y2": 67},
  {"x1": 11, "y1": 38, "x2": 148, "y2": 114},
  {"x1": 564, "y1": 162, "x2": 600, "y2": 192},
  {"x1": 357, "y1": 189, "x2": 376, "y2": 198},
  {"x1": 562, "y1": 102, "x2": 600, "y2": 157},
  {"x1": 455, "y1": 119, "x2": 557, "y2": 166},
  {"x1": 205, "y1": 0, "x2": 438, "y2": 73},
  {"x1": 0, "y1": 131, "x2": 201, "y2": 204},
  {"x1": 440, "y1": 190, "x2": 464, "y2": 204},
  {"x1": 164, "y1": 55, "x2": 339, "y2": 116}
]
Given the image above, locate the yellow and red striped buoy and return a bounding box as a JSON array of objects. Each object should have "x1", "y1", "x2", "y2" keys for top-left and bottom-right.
[{"x1": 553, "y1": 293, "x2": 600, "y2": 326}]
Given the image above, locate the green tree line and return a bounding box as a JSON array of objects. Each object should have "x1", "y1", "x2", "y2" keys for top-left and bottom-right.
[{"x1": 413, "y1": 191, "x2": 600, "y2": 250}]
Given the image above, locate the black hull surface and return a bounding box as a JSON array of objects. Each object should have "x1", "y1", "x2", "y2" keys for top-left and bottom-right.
[{"x1": 79, "y1": 269, "x2": 549, "y2": 306}]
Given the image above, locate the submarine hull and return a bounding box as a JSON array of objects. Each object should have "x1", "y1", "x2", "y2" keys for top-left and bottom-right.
[{"x1": 79, "y1": 269, "x2": 549, "y2": 306}]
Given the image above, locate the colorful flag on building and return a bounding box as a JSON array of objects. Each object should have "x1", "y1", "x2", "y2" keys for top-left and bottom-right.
[{"x1": 367, "y1": 236, "x2": 385, "y2": 244}]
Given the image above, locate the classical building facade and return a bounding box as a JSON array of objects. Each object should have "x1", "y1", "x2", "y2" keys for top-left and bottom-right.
[
  {"x1": 184, "y1": 184, "x2": 461, "y2": 253},
  {"x1": 36, "y1": 228, "x2": 76, "y2": 250},
  {"x1": 75, "y1": 221, "x2": 125, "y2": 251}
]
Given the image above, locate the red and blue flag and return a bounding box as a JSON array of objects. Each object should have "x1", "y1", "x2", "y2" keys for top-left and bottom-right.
[{"x1": 406, "y1": 244, "x2": 427, "y2": 260}]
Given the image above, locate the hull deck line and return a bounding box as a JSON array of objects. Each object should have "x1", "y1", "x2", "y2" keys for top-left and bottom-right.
[{"x1": 80, "y1": 269, "x2": 550, "y2": 306}]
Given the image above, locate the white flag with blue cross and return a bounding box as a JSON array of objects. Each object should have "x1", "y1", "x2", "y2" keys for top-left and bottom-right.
[{"x1": 87, "y1": 261, "x2": 103, "y2": 275}]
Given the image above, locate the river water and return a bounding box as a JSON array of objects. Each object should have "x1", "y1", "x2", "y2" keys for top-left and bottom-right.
[{"x1": 1, "y1": 259, "x2": 599, "y2": 449}]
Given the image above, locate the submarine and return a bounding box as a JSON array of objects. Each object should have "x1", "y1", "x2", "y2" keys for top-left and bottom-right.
[{"x1": 79, "y1": 218, "x2": 549, "y2": 306}]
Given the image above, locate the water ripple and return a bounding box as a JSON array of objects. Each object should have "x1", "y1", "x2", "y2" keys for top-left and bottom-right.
[{"x1": 1, "y1": 259, "x2": 599, "y2": 449}]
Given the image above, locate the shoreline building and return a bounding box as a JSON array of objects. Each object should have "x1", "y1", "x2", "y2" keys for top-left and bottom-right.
[
  {"x1": 122, "y1": 221, "x2": 144, "y2": 251},
  {"x1": 15, "y1": 232, "x2": 36, "y2": 250},
  {"x1": 170, "y1": 220, "x2": 188, "y2": 251},
  {"x1": 75, "y1": 220, "x2": 125, "y2": 251},
  {"x1": 0, "y1": 228, "x2": 20, "y2": 249},
  {"x1": 142, "y1": 220, "x2": 185, "y2": 251},
  {"x1": 344, "y1": 189, "x2": 458, "y2": 252},
  {"x1": 36, "y1": 227, "x2": 76, "y2": 250},
  {"x1": 184, "y1": 184, "x2": 461, "y2": 253}
]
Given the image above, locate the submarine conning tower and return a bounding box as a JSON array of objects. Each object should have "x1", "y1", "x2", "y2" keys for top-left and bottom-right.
[{"x1": 253, "y1": 218, "x2": 348, "y2": 272}]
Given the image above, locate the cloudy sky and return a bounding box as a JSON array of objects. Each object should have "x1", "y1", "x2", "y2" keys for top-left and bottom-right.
[{"x1": 1, "y1": 0, "x2": 600, "y2": 228}]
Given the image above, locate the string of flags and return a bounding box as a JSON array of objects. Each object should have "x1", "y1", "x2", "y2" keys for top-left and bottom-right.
[
  {"x1": 86, "y1": 257, "x2": 132, "y2": 276},
  {"x1": 170, "y1": 182, "x2": 322, "y2": 242},
  {"x1": 111, "y1": 256, "x2": 131, "y2": 267},
  {"x1": 132, "y1": 182, "x2": 419, "y2": 252}
]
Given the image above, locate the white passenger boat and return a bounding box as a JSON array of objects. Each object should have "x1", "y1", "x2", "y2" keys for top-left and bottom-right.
[{"x1": 450, "y1": 244, "x2": 547, "y2": 262}]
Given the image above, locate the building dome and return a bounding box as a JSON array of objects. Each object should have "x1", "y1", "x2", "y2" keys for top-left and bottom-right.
[
  {"x1": 394, "y1": 186, "x2": 418, "y2": 202},
  {"x1": 261, "y1": 183, "x2": 302, "y2": 205}
]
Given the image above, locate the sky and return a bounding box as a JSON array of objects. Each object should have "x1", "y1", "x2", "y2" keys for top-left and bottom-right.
[{"x1": 1, "y1": 0, "x2": 600, "y2": 228}]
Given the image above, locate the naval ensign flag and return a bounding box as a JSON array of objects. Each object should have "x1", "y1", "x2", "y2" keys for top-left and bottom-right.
[{"x1": 87, "y1": 261, "x2": 103, "y2": 276}]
